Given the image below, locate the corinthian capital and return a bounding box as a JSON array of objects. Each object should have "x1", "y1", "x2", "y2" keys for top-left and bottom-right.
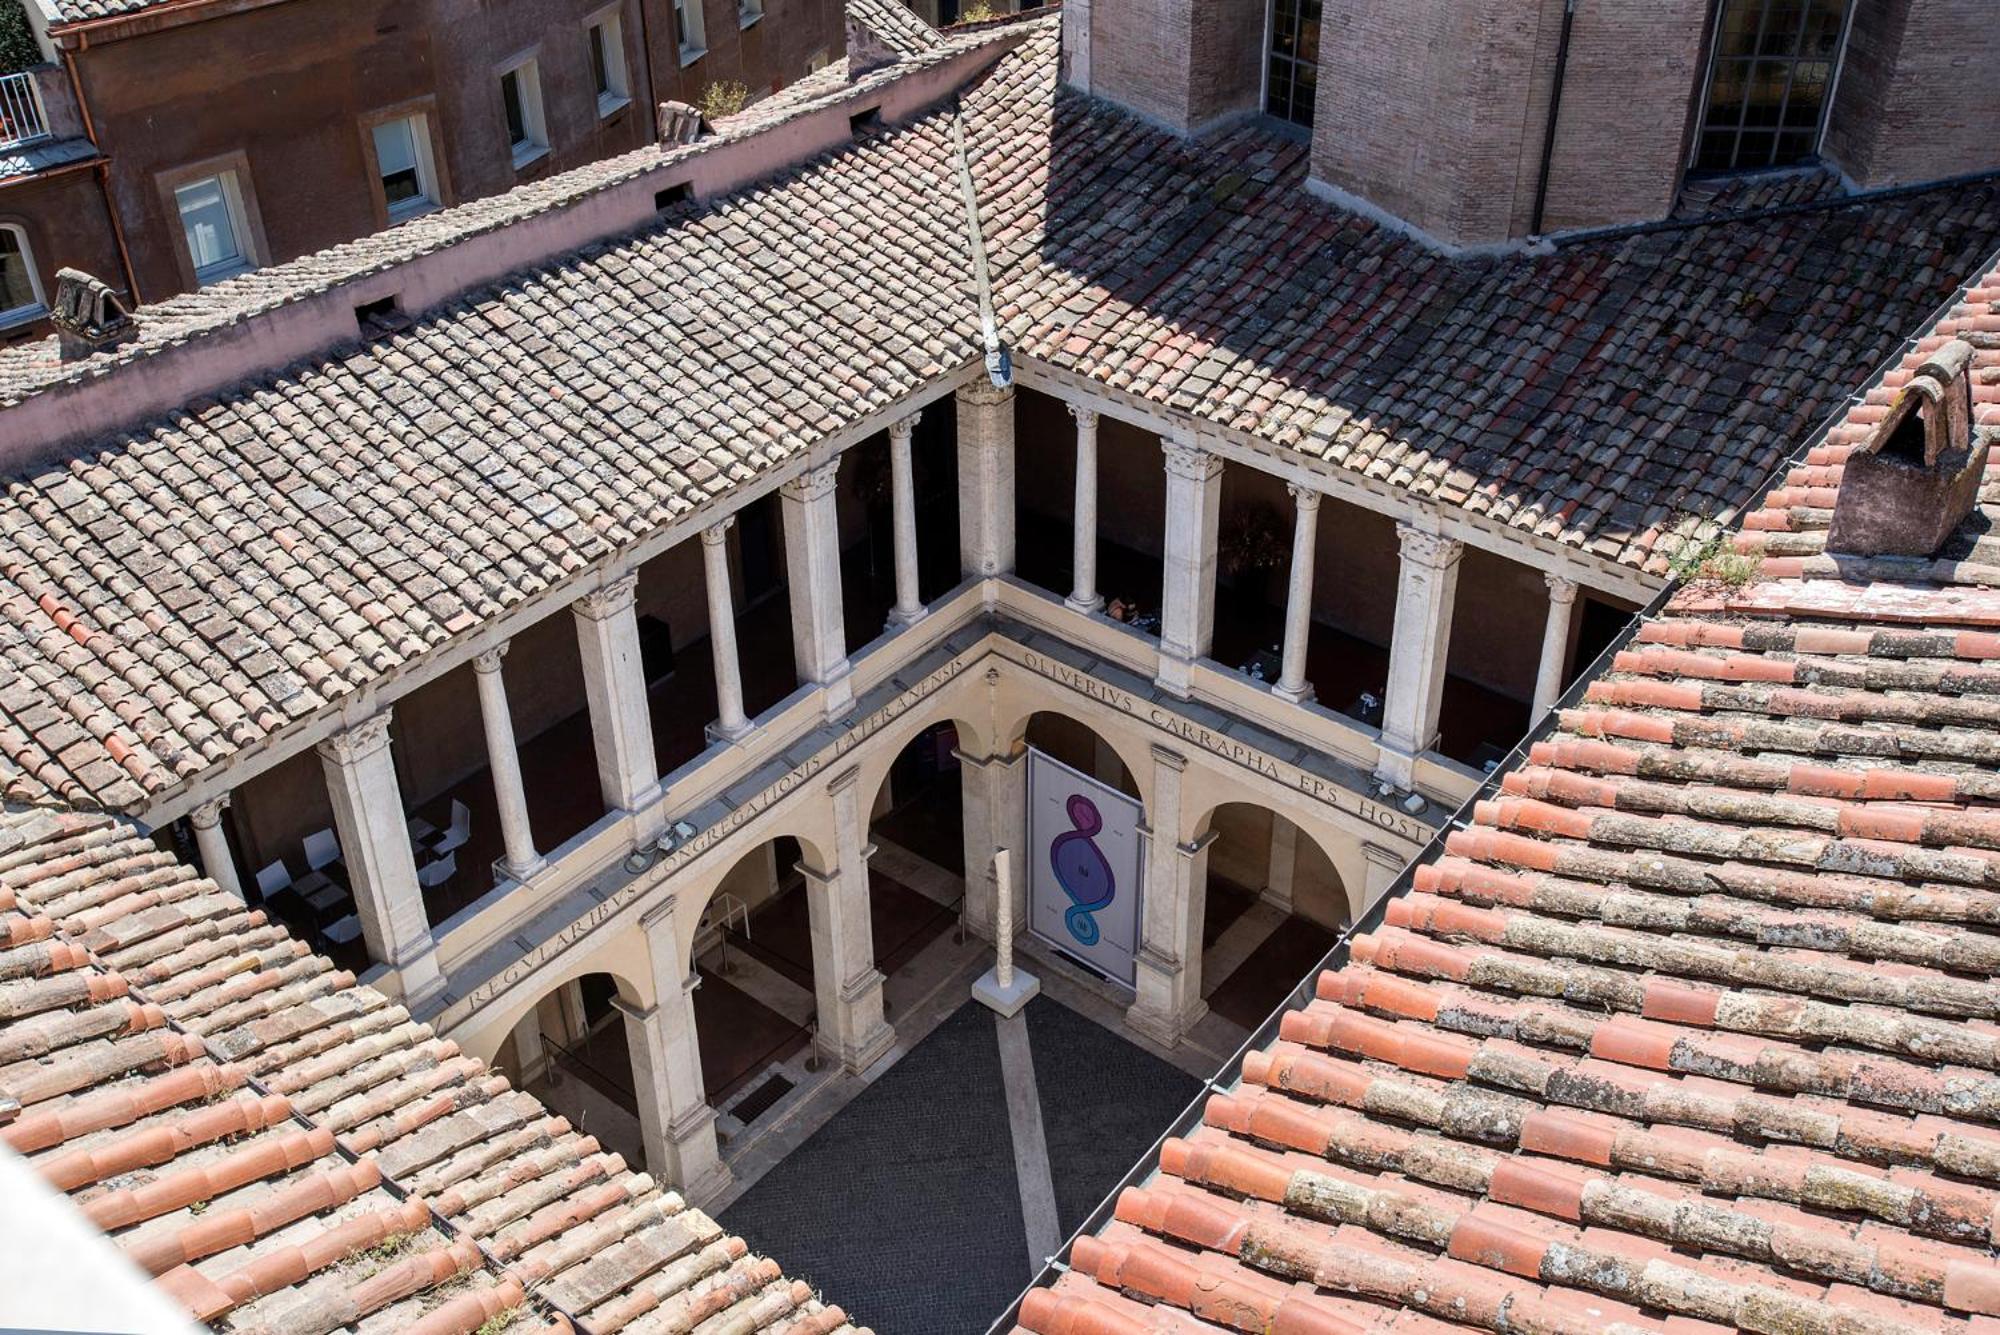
[
  {"x1": 1067, "y1": 403, "x2": 1100, "y2": 433},
  {"x1": 317, "y1": 710, "x2": 394, "y2": 766},
  {"x1": 1395, "y1": 522, "x2": 1463, "y2": 570},
  {"x1": 573, "y1": 572, "x2": 639, "y2": 621},
  {"x1": 1160, "y1": 438, "x2": 1222, "y2": 483},
  {"x1": 780, "y1": 459, "x2": 841, "y2": 504},
  {"x1": 888, "y1": 411, "x2": 922, "y2": 443},
  {"x1": 1286, "y1": 481, "x2": 1323, "y2": 513}
]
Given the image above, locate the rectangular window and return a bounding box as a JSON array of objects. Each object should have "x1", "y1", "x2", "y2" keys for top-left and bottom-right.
[
  {"x1": 0, "y1": 227, "x2": 41, "y2": 317},
  {"x1": 173, "y1": 173, "x2": 253, "y2": 285},
  {"x1": 674, "y1": 0, "x2": 706, "y2": 61},
  {"x1": 1694, "y1": 0, "x2": 1851, "y2": 173},
  {"x1": 1264, "y1": 0, "x2": 1320, "y2": 129},
  {"x1": 500, "y1": 60, "x2": 549, "y2": 167},
  {"x1": 373, "y1": 114, "x2": 438, "y2": 219},
  {"x1": 739, "y1": 0, "x2": 763, "y2": 27},
  {"x1": 588, "y1": 12, "x2": 630, "y2": 115}
]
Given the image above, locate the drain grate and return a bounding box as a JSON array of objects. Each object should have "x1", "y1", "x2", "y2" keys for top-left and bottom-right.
[{"x1": 732, "y1": 1072, "x2": 795, "y2": 1125}]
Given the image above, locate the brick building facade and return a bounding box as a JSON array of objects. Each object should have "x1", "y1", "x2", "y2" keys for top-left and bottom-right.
[{"x1": 0, "y1": 0, "x2": 841, "y2": 325}]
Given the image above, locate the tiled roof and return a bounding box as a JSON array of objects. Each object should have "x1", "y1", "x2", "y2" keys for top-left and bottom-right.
[
  {"x1": 37, "y1": 0, "x2": 193, "y2": 27},
  {"x1": 0, "y1": 804, "x2": 867, "y2": 1333},
  {"x1": 966, "y1": 24, "x2": 2000, "y2": 574},
  {"x1": 1008, "y1": 264, "x2": 2000, "y2": 1335},
  {"x1": 1, "y1": 16, "x2": 1997, "y2": 822},
  {"x1": 845, "y1": 0, "x2": 944, "y2": 55}
]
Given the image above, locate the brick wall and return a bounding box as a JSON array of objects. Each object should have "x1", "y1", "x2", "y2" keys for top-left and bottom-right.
[
  {"x1": 1086, "y1": 0, "x2": 1262, "y2": 133},
  {"x1": 1309, "y1": 0, "x2": 1708, "y2": 246},
  {"x1": 1824, "y1": 0, "x2": 2000, "y2": 188}
]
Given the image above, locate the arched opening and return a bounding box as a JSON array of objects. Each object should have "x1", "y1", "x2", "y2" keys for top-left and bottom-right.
[
  {"x1": 505, "y1": 970, "x2": 646, "y2": 1170},
  {"x1": 1194, "y1": 803, "x2": 1348, "y2": 1029},
  {"x1": 865, "y1": 719, "x2": 973, "y2": 983},
  {"x1": 1022, "y1": 711, "x2": 1142, "y2": 802},
  {"x1": 689, "y1": 837, "x2": 822, "y2": 1143}
]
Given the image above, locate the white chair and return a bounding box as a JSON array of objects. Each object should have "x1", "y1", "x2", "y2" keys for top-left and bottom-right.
[
  {"x1": 417, "y1": 851, "x2": 457, "y2": 888},
  {"x1": 434, "y1": 799, "x2": 472, "y2": 855},
  {"x1": 324, "y1": 915, "x2": 362, "y2": 946},
  {"x1": 255, "y1": 860, "x2": 292, "y2": 898},
  {"x1": 302, "y1": 827, "x2": 340, "y2": 871}
]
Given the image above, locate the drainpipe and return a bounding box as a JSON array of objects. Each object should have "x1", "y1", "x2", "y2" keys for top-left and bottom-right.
[
  {"x1": 59, "y1": 41, "x2": 140, "y2": 304},
  {"x1": 1527, "y1": 0, "x2": 1577, "y2": 238}
]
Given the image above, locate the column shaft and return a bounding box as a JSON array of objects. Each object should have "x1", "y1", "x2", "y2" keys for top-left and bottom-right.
[
  {"x1": 1273, "y1": 483, "x2": 1323, "y2": 703},
  {"x1": 1376, "y1": 524, "x2": 1465, "y2": 790},
  {"x1": 1066, "y1": 405, "x2": 1103, "y2": 613},
  {"x1": 701, "y1": 521, "x2": 752, "y2": 740},
  {"x1": 888, "y1": 413, "x2": 926, "y2": 626},
  {"x1": 780, "y1": 460, "x2": 853, "y2": 716},
  {"x1": 805, "y1": 767, "x2": 894, "y2": 1073},
  {"x1": 956, "y1": 382, "x2": 1016, "y2": 581},
  {"x1": 474, "y1": 645, "x2": 543, "y2": 882},
  {"x1": 1534, "y1": 575, "x2": 1581, "y2": 720},
  {"x1": 572, "y1": 574, "x2": 665, "y2": 842},
  {"x1": 625, "y1": 910, "x2": 729, "y2": 1201},
  {"x1": 317, "y1": 711, "x2": 442, "y2": 1007},
  {"x1": 189, "y1": 798, "x2": 243, "y2": 901},
  {"x1": 1157, "y1": 438, "x2": 1224, "y2": 697},
  {"x1": 1126, "y1": 746, "x2": 1208, "y2": 1046}
]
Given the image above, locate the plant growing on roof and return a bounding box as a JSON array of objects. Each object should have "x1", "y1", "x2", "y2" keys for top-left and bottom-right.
[
  {"x1": 699, "y1": 80, "x2": 750, "y2": 120},
  {"x1": 960, "y1": 1, "x2": 997, "y2": 19}
]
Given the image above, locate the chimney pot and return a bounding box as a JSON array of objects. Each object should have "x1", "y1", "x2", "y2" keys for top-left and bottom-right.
[
  {"x1": 1827, "y1": 337, "x2": 1986, "y2": 559},
  {"x1": 656, "y1": 100, "x2": 706, "y2": 147},
  {"x1": 846, "y1": 15, "x2": 898, "y2": 80},
  {"x1": 49, "y1": 269, "x2": 136, "y2": 363}
]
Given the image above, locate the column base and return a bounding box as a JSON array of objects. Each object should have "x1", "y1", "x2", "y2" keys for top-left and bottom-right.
[
  {"x1": 1064, "y1": 592, "x2": 1104, "y2": 615},
  {"x1": 1154, "y1": 650, "x2": 1194, "y2": 699},
  {"x1": 1373, "y1": 740, "x2": 1420, "y2": 791},
  {"x1": 1271, "y1": 680, "x2": 1316, "y2": 705},
  {"x1": 387, "y1": 943, "x2": 448, "y2": 1014},
  {"x1": 819, "y1": 1019, "x2": 897, "y2": 1076},
  {"x1": 1124, "y1": 997, "x2": 1207, "y2": 1050},
  {"x1": 972, "y1": 966, "x2": 1040, "y2": 1018},
  {"x1": 818, "y1": 667, "x2": 856, "y2": 719},
  {"x1": 887, "y1": 603, "x2": 930, "y2": 631},
  {"x1": 705, "y1": 718, "x2": 756, "y2": 747},
  {"x1": 494, "y1": 854, "x2": 546, "y2": 885}
]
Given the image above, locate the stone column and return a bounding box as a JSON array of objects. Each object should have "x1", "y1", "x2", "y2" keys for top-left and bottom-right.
[
  {"x1": 958, "y1": 744, "x2": 1028, "y2": 941},
  {"x1": 701, "y1": 520, "x2": 753, "y2": 742},
  {"x1": 804, "y1": 767, "x2": 895, "y2": 1073},
  {"x1": 1262, "y1": 816, "x2": 1297, "y2": 915},
  {"x1": 1066, "y1": 405, "x2": 1103, "y2": 613},
  {"x1": 1156, "y1": 437, "x2": 1224, "y2": 698},
  {"x1": 188, "y1": 797, "x2": 243, "y2": 901},
  {"x1": 317, "y1": 711, "x2": 443, "y2": 1008},
  {"x1": 509, "y1": 1009, "x2": 544, "y2": 1085},
  {"x1": 1376, "y1": 524, "x2": 1464, "y2": 790},
  {"x1": 1273, "y1": 483, "x2": 1323, "y2": 703},
  {"x1": 780, "y1": 460, "x2": 854, "y2": 717},
  {"x1": 956, "y1": 381, "x2": 1016, "y2": 582},
  {"x1": 1126, "y1": 746, "x2": 1208, "y2": 1047},
  {"x1": 1534, "y1": 575, "x2": 1580, "y2": 720},
  {"x1": 1360, "y1": 841, "x2": 1408, "y2": 915},
  {"x1": 572, "y1": 573, "x2": 665, "y2": 843},
  {"x1": 887, "y1": 412, "x2": 927, "y2": 627},
  {"x1": 474, "y1": 644, "x2": 543, "y2": 883},
  {"x1": 624, "y1": 903, "x2": 729, "y2": 1202}
]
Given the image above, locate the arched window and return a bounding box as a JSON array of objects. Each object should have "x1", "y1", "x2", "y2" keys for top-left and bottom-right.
[{"x1": 0, "y1": 225, "x2": 44, "y2": 321}]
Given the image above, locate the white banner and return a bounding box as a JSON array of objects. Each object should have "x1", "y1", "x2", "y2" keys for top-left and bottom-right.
[{"x1": 1025, "y1": 747, "x2": 1143, "y2": 988}]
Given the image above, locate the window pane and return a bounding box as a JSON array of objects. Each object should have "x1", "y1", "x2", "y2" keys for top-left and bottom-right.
[
  {"x1": 1296, "y1": 1, "x2": 1321, "y2": 65},
  {"x1": 0, "y1": 231, "x2": 34, "y2": 312},
  {"x1": 374, "y1": 118, "x2": 427, "y2": 208},
  {"x1": 591, "y1": 26, "x2": 610, "y2": 96},
  {"x1": 502, "y1": 71, "x2": 527, "y2": 145},
  {"x1": 174, "y1": 176, "x2": 242, "y2": 275},
  {"x1": 1697, "y1": 0, "x2": 1847, "y2": 172}
]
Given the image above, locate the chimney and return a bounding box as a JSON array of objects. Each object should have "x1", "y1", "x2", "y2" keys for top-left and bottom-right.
[
  {"x1": 1827, "y1": 339, "x2": 1987, "y2": 559},
  {"x1": 49, "y1": 269, "x2": 136, "y2": 363},
  {"x1": 656, "y1": 100, "x2": 705, "y2": 147},
  {"x1": 846, "y1": 14, "x2": 898, "y2": 80}
]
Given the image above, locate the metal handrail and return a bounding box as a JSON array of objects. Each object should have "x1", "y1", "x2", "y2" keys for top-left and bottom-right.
[{"x1": 0, "y1": 72, "x2": 49, "y2": 152}]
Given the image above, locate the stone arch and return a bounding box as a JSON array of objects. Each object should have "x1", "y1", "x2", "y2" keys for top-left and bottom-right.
[
  {"x1": 1003, "y1": 708, "x2": 1151, "y2": 807},
  {"x1": 1192, "y1": 800, "x2": 1355, "y2": 933},
  {"x1": 680, "y1": 830, "x2": 832, "y2": 976}
]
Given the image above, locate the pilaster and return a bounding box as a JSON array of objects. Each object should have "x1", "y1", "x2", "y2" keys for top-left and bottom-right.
[
  {"x1": 956, "y1": 382, "x2": 1016, "y2": 584},
  {"x1": 805, "y1": 767, "x2": 894, "y2": 1073},
  {"x1": 958, "y1": 744, "x2": 1028, "y2": 941},
  {"x1": 1361, "y1": 840, "x2": 1409, "y2": 914},
  {"x1": 1156, "y1": 437, "x2": 1224, "y2": 698},
  {"x1": 780, "y1": 460, "x2": 854, "y2": 718},
  {"x1": 572, "y1": 573, "x2": 664, "y2": 842},
  {"x1": 621, "y1": 915, "x2": 731, "y2": 1202},
  {"x1": 1376, "y1": 523, "x2": 1464, "y2": 790},
  {"x1": 1126, "y1": 745, "x2": 1208, "y2": 1046}
]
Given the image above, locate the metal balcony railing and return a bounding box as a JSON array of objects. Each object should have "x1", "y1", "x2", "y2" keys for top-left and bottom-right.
[{"x1": 0, "y1": 72, "x2": 50, "y2": 152}]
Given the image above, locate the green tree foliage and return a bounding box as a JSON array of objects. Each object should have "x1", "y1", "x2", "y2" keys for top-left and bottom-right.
[{"x1": 0, "y1": 1, "x2": 41, "y2": 76}]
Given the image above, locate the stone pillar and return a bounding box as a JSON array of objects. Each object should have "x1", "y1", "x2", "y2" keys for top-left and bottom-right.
[
  {"x1": 780, "y1": 460, "x2": 854, "y2": 717},
  {"x1": 1360, "y1": 841, "x2": 1408, "y2": 915},
  {"x1": 1062, "y1": 0, "x2": 1091, "y2": 93},
  {"x1": 1262, "y1": 816, "x2": 1297, "y2": 915},
  {"x1": 624, "y1": 904, "x2": 729, "y2": 1202},
  {"x1": 1273, "y1": 483, "x2": 1323, "y2": 703},
  {"x1": 1534, "y1": 575, "x2": 1580, "y2": 720},
  {"x1": 959, "y1": 744, "x2": 1028, "y2": 941},
  {"x1": 1376, "y1": 524, "x2": 1464, "y2": 790},
  {"x1": 317, "y1": 711, "x2": 443, "y2": 1008},
  {"x1": 1156, "y1": 437, "x2": 1224, "y2": 698},
  {"x1": 188, "y1": 798, "x2": 243, "y2": 901},
  {"x1": 572, "y1": 574, "x2": 665, "y2": 842},
  {"x1": 887, "y1": 412, "x2": 926, "y2": 627},
  {"x1": 1066, "y1": 405, "x2": 1103, "y2": 614},
  {"x1": 805, "y1": 767, "x2": 895, "y2": 1073},
  {"x1": 956, "y1": 381, "x2": 1016, "y2": 582},
  {"x1": 474, "y1": 644, "x2": 544, "y2": 883},
  {"x1": 510, "y1": 1009, "x2": 544, "y2": 1085},
  {"x1": 1126, "y1": 746, "x2": 1207, "y2": 1047},
  {"x1": 701, "y1": 520, "x2": 752, "y2": 742}
]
